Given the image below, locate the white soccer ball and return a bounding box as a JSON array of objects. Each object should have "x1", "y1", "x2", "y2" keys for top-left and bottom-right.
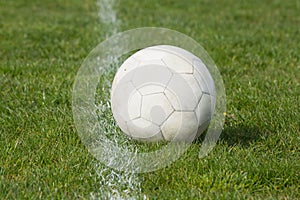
[{"x1": 111, "y1": 45, "x2": 216, "y2": 142}]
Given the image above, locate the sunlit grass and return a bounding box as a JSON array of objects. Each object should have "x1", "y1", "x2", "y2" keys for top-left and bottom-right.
[{"x1": 0, "y1": 0, "x2": 299, "y2": 199}]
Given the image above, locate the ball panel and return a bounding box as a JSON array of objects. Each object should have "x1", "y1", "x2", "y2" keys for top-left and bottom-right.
[
  {"x1": 164, "y1": 74, "x2": 202, "y2": 111},
  {"x1": 111, "y1": 57, "x2": 139, "y2": 92},
  {"x1": 132, "y1": 49, "x2": 168, "y2": 61},
  {"x1": 131, "y1": 64, "x2": 172, "y2": 92},
  {"x1": 148, "y1": 45, "x2": 199, "y2": 65},
  {"x1": 127, "y1": 118, "x2": 161, "y2": 140},
  {"x1": 141, "y1": 93, "x2": 174, "y2": 126},
  {"x1": 138, "y1": 59, "x2": 166, "y2": 66},
  {"x1": 127, "y1": 90, "x2": 142, "y2": 119},
  {"x1": 111, "y1": 81, "x2": 139, "y2": 121},
  {"x1": 195, "y1": 94, "x2": 212, "y2": 126},
  {"x1": 138, "y1": 84, "x2": 165, "y2": 96},
  {"x1": 162, "y1": 53, "x2": 193, "y2": 73},
  {"x1": 134, "y1": 131, "x2": 164, "y2": 142},
  {"x1": 193, "y1": 59, "x2": 216, "y2": 97},
  {"x1": 193, "y1": 67, "x2": 210, "y2": 94},
  {"x1": 161, "y1": 111, "x2": 198, "y2": 142}
]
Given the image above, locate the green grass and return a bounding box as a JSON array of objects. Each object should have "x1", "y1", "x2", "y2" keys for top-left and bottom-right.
[{"x1": 1, "y1": 0, "x2": 299, "y2": 199}]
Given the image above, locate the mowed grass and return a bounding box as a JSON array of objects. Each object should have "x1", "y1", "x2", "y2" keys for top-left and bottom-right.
[{"x1": 1, "y1": 0, "x2": 299, "y2": 199}]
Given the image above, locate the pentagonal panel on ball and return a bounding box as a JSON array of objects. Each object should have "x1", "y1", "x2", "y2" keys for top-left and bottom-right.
[
  {"x1": 141, "y1": 93, "x2": 174, "y2": 126},
  {"x1": 127, "y1": 118, "x2": 162, "y2": 141},
  {"x1": 164, "y1": 74, "x2": 202, "y2": 111},
  {"x1": 161, "y1": 111, "x2": 199, "y2": 142}
]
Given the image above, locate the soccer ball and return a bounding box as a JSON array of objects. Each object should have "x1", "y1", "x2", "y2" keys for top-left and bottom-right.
[{"x1": 111, "y1": 45, "x2": 216, "y2": 142}]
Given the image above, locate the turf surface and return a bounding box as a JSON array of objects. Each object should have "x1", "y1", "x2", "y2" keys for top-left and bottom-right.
[{"x1": 1, "y1": 0, "x2": 299, "y2": 199}]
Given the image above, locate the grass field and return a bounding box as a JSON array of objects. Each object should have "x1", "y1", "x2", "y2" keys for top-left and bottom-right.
[{"x1": 1, "y1": 0, "x2": 299, "y2": 199}]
